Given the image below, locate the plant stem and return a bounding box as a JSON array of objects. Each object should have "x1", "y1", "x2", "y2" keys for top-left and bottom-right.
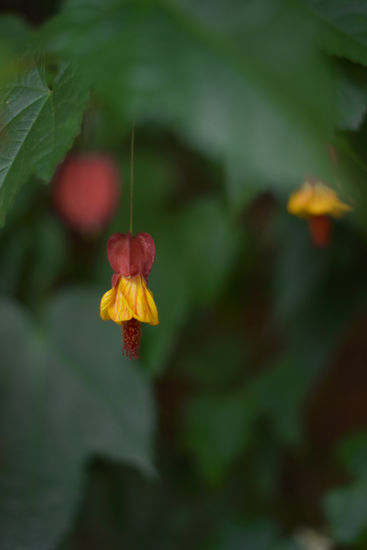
[{"x1": 129, "y1": 123, "x2": 135, "y2": 234}]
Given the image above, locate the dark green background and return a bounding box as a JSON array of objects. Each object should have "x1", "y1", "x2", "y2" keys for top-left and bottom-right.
[{"x1": 1, "y1": 1, "x2": 367, "y2": 548}]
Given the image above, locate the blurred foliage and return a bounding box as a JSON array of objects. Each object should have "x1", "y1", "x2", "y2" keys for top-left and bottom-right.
[
  {"x1": 0, "y1": 62, "x2": 89, "y2": 223},
  {"x1": 0, "y1": 0, "x2": 367, "y2": 549},
  {"x1": 0, "y1": 290, "x2": 154, "y2": 549},
  {"x1": 304, "y1": 0, "x2": 367, "y2": 66}
]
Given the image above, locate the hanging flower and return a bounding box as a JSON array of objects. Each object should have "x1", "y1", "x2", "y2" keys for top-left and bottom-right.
[
  {"x1": 100, "y1": 232, "x2": 159, "y2": 359},
  {"x1": 287, "y1": 180, "x2": 352, "y2": 247}
]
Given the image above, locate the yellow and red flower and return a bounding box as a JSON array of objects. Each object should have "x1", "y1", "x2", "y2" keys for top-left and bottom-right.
[
  {"x1": 287, "y1": 180, "x2": 352, "y2": 247},
  {"x1": 100, "y1": 232, "x2": 159, "y2": 359}
]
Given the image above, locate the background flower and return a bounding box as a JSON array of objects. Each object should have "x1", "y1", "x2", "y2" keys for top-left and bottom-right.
[{"x1": 53, "y1": 154, "x2": 120, "y2": 235}]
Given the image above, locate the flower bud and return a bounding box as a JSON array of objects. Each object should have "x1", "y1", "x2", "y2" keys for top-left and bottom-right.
[{"x1": 53, "y1": 154, "x2": 120, "y2": 234}]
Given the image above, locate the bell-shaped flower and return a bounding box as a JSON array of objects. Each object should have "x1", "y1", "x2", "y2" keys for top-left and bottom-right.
[
  {"x1": 287, "y1": 180, "x2": 352, "y2": 247},
  {"x1": 100, "y1": 232, "x2": 159, "y2": 359}
]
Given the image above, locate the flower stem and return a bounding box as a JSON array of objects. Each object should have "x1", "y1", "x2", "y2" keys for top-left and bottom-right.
[{"x1": 129, "y1": 123, "x2": 135, "y2": 234}]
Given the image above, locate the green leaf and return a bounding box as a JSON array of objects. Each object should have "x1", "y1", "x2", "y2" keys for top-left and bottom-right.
[
  {"x1": 39, "y1": 0, "x2": 336, "y2": 207},
  {"x1": 337, "y1": 65, "x2": 367, "y2": 130},
  {"x1": 26, "y1": 214, "x2": 68, "y2": 305},
  {"x1": 0, "y1": 62, "x2": 89, "y2": 223},
  {"x1": 0, "y1": 15, "x2": 31, "y2": 86},
  {"x1": 337, "y1": 433, "x2": 367, "y2": 479},
  {"x1": 324, "y1": 479, "x2": 367, "y2": 543},
  {"x1": 0, "y1": 14, "x2": 30, "y2": 52},
  {"x1": 304, "y1": 0, "x2": 367, "y2": 66},
  {"x1": 176, "y1": 199, "x2": 240, "y2": 305},
  {"x1": 224, "y1": 160, "x2": 270, "y2": 215},
  {"x1": 183, "y1": 390, "x2": 257, "y2": 483},
  {"x1": 139, "y1": 224, "x2": 192, "y2": 374},
  {"x1": 176, "y1": 335, "x2": 245, "y2": 388},
  {"x1": 0, "y1": 289, "x2": 154, "y2": 550},
  {"x1": 250, "y1": 357, "x2": 311, "y2": 446},
  {"x1": 142, "y1": 198, "x2": 240, "y2": 374}
]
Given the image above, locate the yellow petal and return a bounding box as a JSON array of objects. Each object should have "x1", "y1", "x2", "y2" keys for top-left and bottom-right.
[
  {"x1": 100, "y1": 287, "x2": 116, "y2": 320},
  {"x1": 287, "y1": 181, "x2": 352, "y2": 218},
  {"x1": 287, "y1": 182, "x2": 314, "y2": 217},
  {"x1": 100, "y1": 285, "x2": 132, "y2": 324},
  {"x1": 107, "y1": 282, "x2": 132, "y2": 323},
  {"x1": 118, "y1": 274, "x2": 159, "y2": 326},
  {"x1": 100, "y1": 274, "x2": 159, "y2": 326},
  {"x1": 308, "y1": 182, "x2": 352, "y2": 217}
]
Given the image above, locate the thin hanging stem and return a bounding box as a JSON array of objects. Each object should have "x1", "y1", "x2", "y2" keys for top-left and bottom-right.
[{"x1": 129, "y1": 123, "x2": 135, "y2": 234}]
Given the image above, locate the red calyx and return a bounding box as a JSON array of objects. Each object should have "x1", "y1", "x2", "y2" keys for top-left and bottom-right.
[
  {"x1": 308, "y1": 215, "x2": 332, "y2": 248},
  {"x1": 107, "y1": 232, "x2": 155, "y2": 282}
]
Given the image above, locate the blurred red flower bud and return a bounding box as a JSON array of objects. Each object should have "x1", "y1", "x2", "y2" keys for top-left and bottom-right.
[{"x1": 52, "y1": 154, "x2": 120, "y2": 234}]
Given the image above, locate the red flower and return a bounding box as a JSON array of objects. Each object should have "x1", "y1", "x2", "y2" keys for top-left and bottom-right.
[
  {"x1": 100, "y1": 232, "x2": 159, "y2": 359},
  {"x1": 53, "y1": 154, "x2": 120, "y2": 234}
]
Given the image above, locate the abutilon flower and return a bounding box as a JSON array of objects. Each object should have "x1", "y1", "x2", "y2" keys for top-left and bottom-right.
[
  {"x1": 53, "y1": 154, "x2": 120, "y2": 234},
  {"x1": 287, "y1": 180, "x2": 352, "y2": 247},
  {"x1": 100, "y1": 232, "x2": 159, "y2": 359}
]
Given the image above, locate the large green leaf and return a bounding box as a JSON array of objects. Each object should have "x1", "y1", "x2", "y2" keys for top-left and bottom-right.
[
  {"x1": 0, "y1": 289, "x2": 154, "y2": 550},
  {"x1": 0, "y1": 62, "x2": 89, "y2": 223},
  {"x1": 39, "y1": 0, "x2": 336, "y2": 204},
  {"x1": 303, "y1": 0, "x2": 367, "y2": 66}
]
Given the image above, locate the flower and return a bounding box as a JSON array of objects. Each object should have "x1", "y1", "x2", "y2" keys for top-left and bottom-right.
[
  {"x1": 287, "y1": 180, "x2": 351, "y2": 218},
  {"x1": 53, "y1": 154, "x2": 120, "y2": 234},
  {"x1": 287, "y1": 180, "x2": 352, "y2": 247},
  {"x1": 100, "y1": 232, "x2": 159, "y2": 359}
]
